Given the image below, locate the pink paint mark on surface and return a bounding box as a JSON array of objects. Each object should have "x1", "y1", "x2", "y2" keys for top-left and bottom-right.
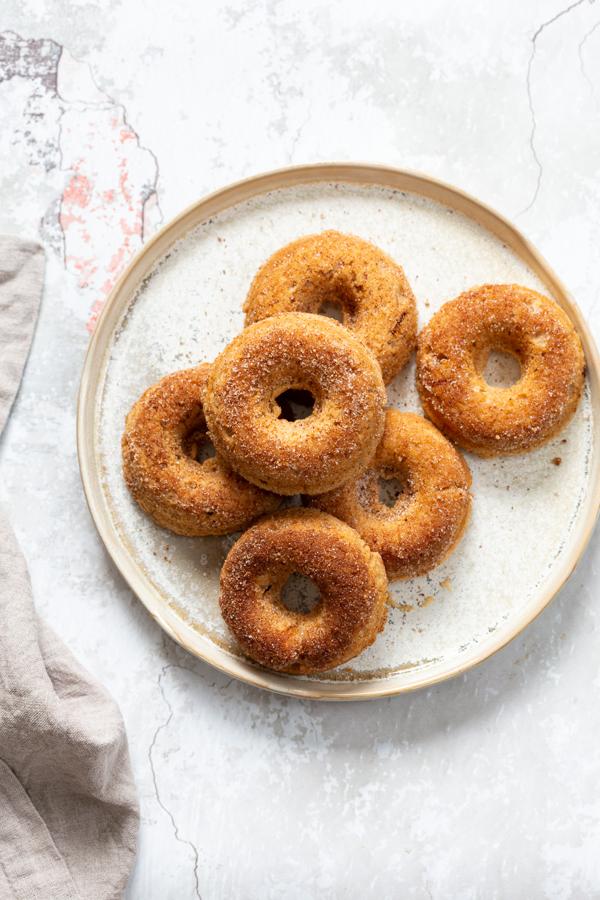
[
  {"x1": 108, "y1": 245, "x2": 126, "y2": 273},
  {"x1": 1, "y1": 34, "x2": 162, "y2": 329},
  {"x1": 59, "y1": 104, "x2": 160, "y2": 330},
  {"x1": 62, "y1": 171, "x2": 92, "y2": 208}
]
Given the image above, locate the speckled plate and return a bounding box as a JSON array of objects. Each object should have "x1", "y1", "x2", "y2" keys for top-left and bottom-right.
[{"x1": 77, "y1": 164, "x2": 600, "y2": 700}]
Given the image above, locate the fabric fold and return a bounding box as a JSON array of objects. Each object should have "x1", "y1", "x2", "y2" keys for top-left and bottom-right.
[{"x1": 0, "y1": 237, "x2": 138, "y2": 900}]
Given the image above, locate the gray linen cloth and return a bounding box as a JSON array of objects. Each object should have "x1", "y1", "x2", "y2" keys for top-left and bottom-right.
[{"x1": 0, "y1": 237, "x2": 138, "y2": 900}]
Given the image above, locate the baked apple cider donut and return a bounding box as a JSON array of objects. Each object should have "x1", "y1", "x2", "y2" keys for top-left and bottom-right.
[
  {"x1": 243, "y1": 230, "x2": 418, "y2": 383},
  {"x1": 122, "y1": 364, "x2": 279, "y2": 536},
  {"x1": 203, "y1": 313, "x2": 387, "y2": 495},
  {"x1": 219, "y1": 509, "x2": 389, "y2": 674},
  {"x1": 311, "y1": 411, "x2": 471, "y2": 579},
  {"x1": 416, "y1": 284, "x2": 585, "y2": 456}
]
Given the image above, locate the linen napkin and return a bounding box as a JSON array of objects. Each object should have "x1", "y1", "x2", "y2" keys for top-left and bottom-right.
[{"x1": 0, "y1": 237, "x2": 138, "y2": 900}]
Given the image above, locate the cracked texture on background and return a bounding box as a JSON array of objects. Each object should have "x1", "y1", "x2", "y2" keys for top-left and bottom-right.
[
  {"x1": 523, "y1": 0, "x2": 597, "y2": 213},
  {"x1": 0, "y1": 1, "x2": 600, "y2": 898},
  {"x1": 148, "y1": 664, "x2": 203, "y2": 900},
  {"x1": 0, "y1": 31, "x2": 162, "y2": 330}
]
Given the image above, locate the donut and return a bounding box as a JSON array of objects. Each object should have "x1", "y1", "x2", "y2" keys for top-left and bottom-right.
[
  {"x1": 219, "y1": 509, "x2": 389, "y2": 674},
  {"x1": 311, "y1": 411, "x2": 471, "y2": 579},
  {"x1": 243, "y1": 230, "x2": 417, "y2": 383},
  {"x1": 203, "y1": 312, "x2": 387, "y2": 495},
  {"x1": 122, "y1": 364, "x2": 280, "y2": 536},
  {"x1": 416, "y1": 284, "x2": 585, "y2": 456}
]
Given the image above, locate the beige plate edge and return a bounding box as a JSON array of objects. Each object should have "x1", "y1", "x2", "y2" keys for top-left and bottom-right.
[{"x1": 76, "y1": 162, "x2": 600, "y2": 701}]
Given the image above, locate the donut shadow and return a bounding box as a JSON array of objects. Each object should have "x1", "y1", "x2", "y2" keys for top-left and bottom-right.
[{"x1": 149, "y1": 532, "x2": 596, "y2": 756}]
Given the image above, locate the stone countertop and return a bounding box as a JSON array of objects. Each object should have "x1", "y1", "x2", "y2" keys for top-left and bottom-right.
[{"x1": 0, "y1": 1, "x2": 599, "y2": 897}]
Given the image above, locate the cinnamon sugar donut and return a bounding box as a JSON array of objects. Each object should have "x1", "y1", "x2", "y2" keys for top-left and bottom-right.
[
  {"x1": 219, "y1": 509, "x2": 389, "y2": 674},
  {"x1": 416, "y1": 284, "x2": 585, "y2": 456},
  {"x1": 122, "y1": 364, "x2": 279, "y2": 536},
  {"x1": 203, "y1": 313, "x2": 386, "y2": 495},
  {"x1": 311, "y1": 411, "x2": 471, "y2": 579},
  {"x1": 243, "y1": 230, "x2": 417, "y2": 383}
]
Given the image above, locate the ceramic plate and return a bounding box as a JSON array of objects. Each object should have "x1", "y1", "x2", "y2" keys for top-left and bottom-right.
[{"x1": 77, "y1": 164, "x2": 600, "y2": 700}]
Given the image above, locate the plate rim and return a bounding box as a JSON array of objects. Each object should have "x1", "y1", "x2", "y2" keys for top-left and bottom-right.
[{"x1": 77, "y1": 162, "x2": 600, "y2": 701}]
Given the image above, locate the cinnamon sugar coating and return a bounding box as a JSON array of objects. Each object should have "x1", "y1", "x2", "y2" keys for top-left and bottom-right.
[
  {"x1": 243, "y1": 230, "x2": 417, "y2": 383},
  {"x1": 122, "y1": 364, "x2": 280, "y2": 536},
  {"x1": 203, "y1": 313, "x2": 387, "y2": 495},
  {"x1": 311, "y1": 411, "x2": 471, "y2": 579},
  {"x1": 219, "y1": 509, "x2": 389, "y2": 674},
  {"x1": 416, "y1": 284, "x2": 585, "y2": 456}
]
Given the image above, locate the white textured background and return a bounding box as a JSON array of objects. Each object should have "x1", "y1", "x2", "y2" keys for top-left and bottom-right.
[{"x1": 0, "y1": 2, "x2": 599, "y2": 898}]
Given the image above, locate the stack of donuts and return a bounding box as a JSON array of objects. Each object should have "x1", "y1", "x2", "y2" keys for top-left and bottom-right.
[{"x1": 122, "y1": 231, "x2": 585, "y2": 675}]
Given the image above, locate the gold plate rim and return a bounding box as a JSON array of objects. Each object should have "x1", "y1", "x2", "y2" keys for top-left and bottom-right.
[{"x1": 76, "y1": 162, "x2": 600, "y2": 701}]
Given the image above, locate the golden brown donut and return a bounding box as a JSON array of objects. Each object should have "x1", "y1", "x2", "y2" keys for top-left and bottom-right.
[
  {"x1": 243, "y1": 230, "x2": 417, "y2": 383},
  {"x1": 311, "y1": 411, "x2": 471, "y2": 579},
  {"x1": 416, "y1": 284, "x2": 585, "y2": 456},
  {"x1": 122, "y1": 364, "x2": 280, "y2": 536},
  {"x1": 203, "y1": 313, "x2": 387, "y2": 495},
  {"x1": 219, "y1": 509, "x2": 389, "y2": 674}
]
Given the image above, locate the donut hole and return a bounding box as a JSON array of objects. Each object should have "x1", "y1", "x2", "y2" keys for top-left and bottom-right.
[
  {"x1": 356, "y1": 468, "x2": 411, "y2": 515},
  {"x1": 307, "y1": 274, "x2": 357, "y2": 322},
  {"x1": 275, "y1": 389, "x2": 316, "y2": 421},
  {"x1": 182, "y1": 426, "x2": 216, "y2": 463},
  {"x1": 280, "y1": 573, "x2": 321, "y2": 614},
  {"x1": 378, "y1": 475, "x2": 408, "y2": 509},
  {"x1": 483, "y1": 349, "x2": 522, "y2": 387},
  {"x1": 318, "y1": 300, "x2": 344, "y2": 322},
  {"x1": 195, "y1": 439, "x2": 217, "y2": 463}
]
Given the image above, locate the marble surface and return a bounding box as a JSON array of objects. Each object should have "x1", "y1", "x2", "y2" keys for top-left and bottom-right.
[{"x1": 0, "y1": 1, "x2": 599, "y2": 897}]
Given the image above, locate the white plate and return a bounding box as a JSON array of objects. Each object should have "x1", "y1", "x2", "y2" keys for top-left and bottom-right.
[{"x1": 77, "y1": 164, "x2": 600, "y2": 700}]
